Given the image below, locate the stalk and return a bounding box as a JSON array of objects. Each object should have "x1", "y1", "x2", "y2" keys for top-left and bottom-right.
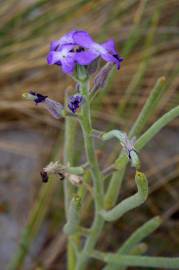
[
  {"x1": 64, "y1": 97, "x2": 78, "y2": 270},
  {"x1": 92, "y1": 251, "x2": 179, "y2": 269},
  {"x1": 104, "y1": 216, "x2": 161, "y2": 270},
  {"x1": 105, "y1": 104, "x2": 179, "y2": 209},
  {"x1": 76, "y1": 80, "x2": 104, "y2": 270},
  {"x1": 101, "y1": 171, "x2": 148, "y2": 222}
]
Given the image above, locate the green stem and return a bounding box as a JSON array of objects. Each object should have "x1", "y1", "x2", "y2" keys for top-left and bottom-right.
[
  {"x1": 80, "y1": 80, "x2": 104, "y2": 209},
  {"x1": 101, "y1": 171, "x2": 148, "y2": 222},
  {"x1": 104, "y1": 216, "x2": 161, "y2": 270},
  {"x1": 129, "y1": 76, "x2": 166, "y2": 137},
  {"x1": 118, "y1": 216, "x2": 161, "y2": 254},
  {"x1": 64, "y1": 114, "x2": 78, "y2": 270},
  {"x1": 105, "y1": 105, "x2": 179, "y2": 209},
  {"x1": 76, "y1": 80, "x2": 104, "y2": 270},
  {"x1": 104, "y1": 163, "x2": 126, "y2": 209},
  {"x1": 135, "y1": 105, "x2": 179, "y2": 151},
  {"x1": 92, "y1": 251, "x2": 179, "y2": 269},
  {"x1": 64, "y1": 116, "x2": 77, "y2": 215}
]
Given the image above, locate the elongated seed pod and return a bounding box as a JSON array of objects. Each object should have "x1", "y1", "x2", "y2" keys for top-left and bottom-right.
[{"x1": 63, "y1": 195, "x2": 81, "y2": 235}]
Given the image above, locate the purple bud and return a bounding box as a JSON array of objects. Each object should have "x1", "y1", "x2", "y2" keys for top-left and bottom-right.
[
  {"x1": 68, "y1": 94, "x2": 83, "y2": 113},
  {"x1": 44, "y1": 98, "x2": 64, "y2": 119},
  {"x1": 93, "y1": 62, "x2": 113, "y2": 92},
  {"x1": 29, "y1": 91, "x2": 48, "y2": 104},
  {"x1": 23, "y1": 91, "x2": 64, "y2": 119}
]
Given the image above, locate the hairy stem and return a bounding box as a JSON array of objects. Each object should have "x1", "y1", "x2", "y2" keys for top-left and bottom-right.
[
  {"x1": 101, "y1": 171, "x2": 148, "y2": 222},
  {"x1": 105, "y1": 105, "x2": 179, "y2": 208},
  {"x1": 129, "y1": 76, "x2": 166, "y2": 137},
  {"x1": 135, "y1": 105, "x2": 179, "y2": 150},
  {"x1": 92, "y1": 251, "x2": 179, "y2": 269},
  {"x1": 104, "y1": 216, "x2": 161, "y2": 270},
  {"x1": 64, "y1": 114, "x2": 78, "y2": 270},
  {"x1": 76, "y1": 80, "x2": 104, "y2": 270}
]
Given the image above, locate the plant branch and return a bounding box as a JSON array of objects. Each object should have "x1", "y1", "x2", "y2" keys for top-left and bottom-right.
[
  {"x1": 76, "y1": 80, "x2": 104, "y2": 270},
  {"x1": 92, "y1": 251, "x2": 179, "y2": 269},
  {"x1": 101, "y1": 171, "x2": 148, "y2": 222},
  {"x1": 104, "y1": 216, "x2": 161, "y2": 270}
]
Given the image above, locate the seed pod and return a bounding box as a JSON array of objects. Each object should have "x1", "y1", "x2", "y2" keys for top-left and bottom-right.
[{"x1": 63, "y1": 195, "x2": 81, "y2": 235}]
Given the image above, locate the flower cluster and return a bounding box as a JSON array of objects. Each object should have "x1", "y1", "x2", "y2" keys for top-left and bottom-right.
[
  {"x1": 47, "y1": 30, "x2": 123, "y2": 75},
  {"x1": 23, "y1": 30, "x2": 123, "y2": 118}
]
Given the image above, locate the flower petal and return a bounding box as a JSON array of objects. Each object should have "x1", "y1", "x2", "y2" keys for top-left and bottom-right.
[
  {"x1": 101, "y1": 53, "x2": 123, "y2": 69},
  {"x1": 59, "y1": 31, "x2": 76, "y2": 45},
  {"x1": 61, "y1": 56, "x2": 75, "y2": 74},
  {"x1": 50, "y1": 40, "x2": 60, "y2": 51},
  {"x1": 102, "y1": 39, "x2": 117, "y2": 54},
  {"x1": 60, "y1": 43, "x2": 77, "y2": 52},
  {"x1": 73, "y1": 31, "x2": 94, "y2": 48},
  {"x1": 50, "y1": 31, "x2": 76, "y2": 51},
  {"x1": 75, "y1": 50, "x2": 99, "y2": 65},
  {"x1": 47, "y1": 51, "x2": 62, "y2": 65}
]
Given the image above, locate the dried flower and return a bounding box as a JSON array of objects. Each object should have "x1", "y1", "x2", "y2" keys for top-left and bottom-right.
[
  {"x1": 68, "y1": 94, "x2": 83, "y2": 113},
  {"x1": 23, "y1": 91, "x2": 64, "y2": 119},
  {"x1": 40, "y1": 171, "x2": 49, "y2": 183},
  {"x1": 120, "y1": 134, "x2": 140, "y2": 168},
  {"x1": 42, "y1": 161, "x2": 65, "y2": 182},
  {"x1": 42, "y1": 161, "x2": 83, "y2": 186},
  {"x1": 68, "y1": 174, "x2": 82, "y2": 186},
  {"x1": 43, "y1": 161, "x2": 64, "y2": 175}
]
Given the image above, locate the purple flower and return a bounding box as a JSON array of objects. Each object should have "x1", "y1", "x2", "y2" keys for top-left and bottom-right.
[
  {"x1": 73, "y1": 31, "x2": 123, "y2": 69},
  {"x1": 50, "y1": 31, "x2": 76, "y2": 51},
  {"x1": 47, "y1": 44, "x2": 76, "y2": 74},
  {"x1": 23, "y1": 91, "x2": 64, "y2": 119},
  {"x1": 47, "y1": 31, "x2": 86, "y2": 74},
  {"x1": 47, "y1": 30, "x2": 123, "y2": 75},
  {"x1": 68, "y1": 94, "x2": 83, "y2": 113}
]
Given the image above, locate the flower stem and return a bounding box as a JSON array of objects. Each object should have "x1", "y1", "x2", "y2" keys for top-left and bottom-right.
[
  {"x1": 92, "y1": 251, "x2": 179, "y2": 269},
  {"x1": 101, "y1": 171, "x2": 148, "y2": 222},
  {"x1": 104, "y1": 216, "x2": 161, "y2": 270},
  {"x1": 76, "y1": 80, "x2": 104, "y2": 270},
  {"x1": 64, "y1": 114, "x2": 78, "y2": 270},
  {"x1": 105, "y1": 105, "x2": 179, "y2": 209}
]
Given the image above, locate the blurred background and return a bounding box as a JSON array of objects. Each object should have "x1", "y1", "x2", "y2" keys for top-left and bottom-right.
[{"x1": 0, "y1": 0, "x2": 179, "y2": 269}]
